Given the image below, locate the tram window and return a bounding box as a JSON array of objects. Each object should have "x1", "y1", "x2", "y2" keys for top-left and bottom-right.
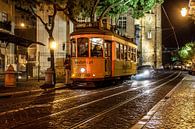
[
  {"x1": 131, "y1": 47, "x2": 134, "y2": 61},
  {"x1": 77, "y1": 38, "x2": 89, "y2": 57},
  {"x1": 120, "y1": 44, "x2": 124, "y2": 60},
  {"x1": 132, "y1": 48, "x2": 136, "y2": 62},
  {"x1": 124, "y1": 45, "x2": 127, "y2": 60},
  {"x1": 134, "y1": 49, "x2": 137, "y2": 62},
  {"x1": 90, "y1": 38, "x2": 103, "y2": 57},
  {"x1": 116, "y1": 43, "x2": 120, "y2": 59},
  {"x1": 104, "y1": 40, "x2": 111, "y2": 57},
  {"x1": 71, "y1": 39, "x2": 76, "y2": 57},
  {"x1": 127, "y1": 46, "x2": 131, "y2": 60}
]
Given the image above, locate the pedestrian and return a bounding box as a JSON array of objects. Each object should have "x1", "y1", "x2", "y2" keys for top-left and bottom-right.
[{"x1": 65, "y1": 54, "x2": 71, "y2": 86}]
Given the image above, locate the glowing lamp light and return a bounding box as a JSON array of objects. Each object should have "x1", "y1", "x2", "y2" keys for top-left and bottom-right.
[
  {"x1": 50, "y1": 40, "x2": 57, "y2": 49},
  {"x1": 20, "y1": 23, "x2": 25, "y2": 27},
  {"x1": 181, "y1": 8, "x2": 187, "y2": 17}
]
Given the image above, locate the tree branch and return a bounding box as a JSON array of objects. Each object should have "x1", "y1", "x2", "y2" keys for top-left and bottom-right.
[
  {"x1": 90, "y1": 0, "x2": 100, "y2": 23},
  {"x1": 30, "y1": 5, "x2": 50, "y2": 33},
  {"x1": 56, "y1": 4, "x2": 67, "y2": 11},
  {"x1": 63, "y1": 11, "x2": 79, "y2": 25},
  {"x1": 98, "y1": 0, "x2": 124, "y2": 22},
  {"x1": 49, "y1": 3, "x2": 57, "y2": 35}
]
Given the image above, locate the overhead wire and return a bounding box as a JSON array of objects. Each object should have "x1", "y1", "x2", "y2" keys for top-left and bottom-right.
[{"x1": 162, "y1": 5, "x2": 180, "y2": 50}]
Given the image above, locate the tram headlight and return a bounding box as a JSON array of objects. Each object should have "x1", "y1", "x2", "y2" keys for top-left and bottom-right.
[{"x1": 80, "y1": 68, "x2": 86, "y2": 73}]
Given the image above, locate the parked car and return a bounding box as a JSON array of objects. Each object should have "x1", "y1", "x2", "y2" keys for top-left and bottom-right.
[{"x1": 134, "y1": 65, "x2": 156, "y2": 79}]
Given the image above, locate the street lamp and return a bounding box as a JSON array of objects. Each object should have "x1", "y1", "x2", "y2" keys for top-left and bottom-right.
[
  {"x1": 50, "y1": 40, "x2": 57, "y2": 50},
  {"x1": 20, "y1": 22, "x2": 25, "y2": 27},
  {"x1": 181, "y1": 8, "x2": 188, "y2": 17},
  {"x1": 49, "y1": 38, "x2": 56, "y2": 85}
]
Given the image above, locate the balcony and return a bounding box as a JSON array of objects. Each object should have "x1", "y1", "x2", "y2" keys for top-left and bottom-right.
[{"x1": 0, "y1": 21, "x2": 11, "y2": 32}]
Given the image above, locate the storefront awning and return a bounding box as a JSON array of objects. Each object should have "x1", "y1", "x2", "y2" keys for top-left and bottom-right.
[{"x1": 0, "y1": 31, "x2": 45, "y2": 47}]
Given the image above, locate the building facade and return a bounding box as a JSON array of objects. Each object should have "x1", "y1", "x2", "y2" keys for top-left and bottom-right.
[
  {"x1": 0, "y1": 0, "x2": 15, "y2": 72},
  {"x1": 108, "y1": 5, "x2": 162, "y2": 68},
  {"x1": 134, "y1": 4, "x2": 162, "y2": 68}
]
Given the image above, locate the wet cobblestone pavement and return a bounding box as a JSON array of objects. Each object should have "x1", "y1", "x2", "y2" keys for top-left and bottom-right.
[
  {"x1": 0, "y1": 71, "x2": 192, "y2": 129},
  {"x1": 134, "y1": 75, "x2": 195, "y2": 129}
]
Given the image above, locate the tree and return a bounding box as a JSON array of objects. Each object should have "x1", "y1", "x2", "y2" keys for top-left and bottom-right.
[
  {"x1": 68, "y1": 0, "x2": 164, "y2": 24},
  {"x1": 178, "y1": 42, "x2": 195, "y2": 66}
]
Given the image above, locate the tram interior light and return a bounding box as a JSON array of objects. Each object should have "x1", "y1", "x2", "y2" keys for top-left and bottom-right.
[{"x1": 90, "y1": 38, "x2": 103, "y2": 45}]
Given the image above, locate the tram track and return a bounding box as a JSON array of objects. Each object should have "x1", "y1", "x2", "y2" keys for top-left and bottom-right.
[
  {"x1": 0, "y1": 72, "x2": 176, "y2": 116},
  {"x1": 10, "y1": 72, "x2": 181, "y2": 128},
  {"x1": 69, "y1": 72, "x2": 182, "y2": 129}
]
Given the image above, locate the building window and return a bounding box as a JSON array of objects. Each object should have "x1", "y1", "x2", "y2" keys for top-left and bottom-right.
[
  {"x1": 2, "y1": 12, "x2": 8, "y2": 22},
  {"x1": 118, "y1": 16, "x2": 127, "y2": 31},
  {"x1": 147, "y1": 31, "x2": 152, "y2": 39}
]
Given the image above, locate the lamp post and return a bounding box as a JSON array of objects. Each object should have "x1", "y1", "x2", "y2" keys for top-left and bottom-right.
[{"x1": 49, "y1": 37, "x2": 56, "y2": 85}]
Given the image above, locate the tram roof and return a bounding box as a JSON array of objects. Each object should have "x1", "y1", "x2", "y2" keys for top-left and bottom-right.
[{"x1": 71, "y1": 27, "x2": 136, "y2": 44}]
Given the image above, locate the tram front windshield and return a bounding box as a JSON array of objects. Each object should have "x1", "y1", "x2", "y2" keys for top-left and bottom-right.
[
  {"x1": 77, "y1": 38, "x2": 89, "y2": 57},
  {"x1": 90, "y1": 37, "x2": 103, "y2": 57}
]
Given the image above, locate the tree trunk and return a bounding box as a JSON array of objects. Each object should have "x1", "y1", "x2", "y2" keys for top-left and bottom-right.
[
  {"x1": 48, "y1": 36, "x2": 56, "y2": 85},
  {"x1": 66, "y1": 16, "x2": 70, "y2": 55},
  {"x1": 90, "y1": 0, "x2": 100, "y2": 23}
]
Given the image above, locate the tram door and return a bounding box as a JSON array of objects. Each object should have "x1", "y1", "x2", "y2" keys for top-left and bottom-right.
[{"x1": 104, "y1": 40, "x2": 112, "y2": 76}]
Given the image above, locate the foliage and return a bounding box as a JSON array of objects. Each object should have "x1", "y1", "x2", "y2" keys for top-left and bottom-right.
[
  {"x1": 178, "y1": 42, "x2": 195, "y2": 63},
  {"x1": 14, "y1": 0, "x2": 164, "y2": 24},
  {"x1": 85, "y1": 0, "x2": 164, "y2": 21}
]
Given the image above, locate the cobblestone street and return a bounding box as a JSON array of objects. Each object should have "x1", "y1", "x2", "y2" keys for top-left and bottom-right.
[{"x1": 133, "y1": 75, "x2": 195, "y2": 129}]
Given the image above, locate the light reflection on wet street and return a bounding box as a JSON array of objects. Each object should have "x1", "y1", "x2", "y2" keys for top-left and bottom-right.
[{"x1": 0, "y1": 71, "x2": 187, "y2": 129}]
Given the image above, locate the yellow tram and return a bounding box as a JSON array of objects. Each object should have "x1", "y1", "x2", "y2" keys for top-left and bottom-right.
[{"x1": 70, "y1": 27, "x2": 137, "y2": 85}]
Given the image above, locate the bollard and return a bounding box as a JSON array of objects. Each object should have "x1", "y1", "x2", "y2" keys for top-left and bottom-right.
[
  {"x1": 45, "y1": 68, "x2": 54, "y2": 85},
  {"x1": 5, "y1": 64, "x2": 16, "y2": 87}
]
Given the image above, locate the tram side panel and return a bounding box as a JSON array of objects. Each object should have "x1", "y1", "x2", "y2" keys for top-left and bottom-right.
[
  {"x1": 113, "y1": 60, "x2": 136, "y2": 77},
  {"x1": 111, "y1": 42, "x2": 137, "y2": 78}
]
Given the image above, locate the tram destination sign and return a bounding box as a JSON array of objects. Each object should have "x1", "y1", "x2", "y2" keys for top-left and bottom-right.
[{"x1": 74, "y1": 60, "x2": 93, "y2": 65}]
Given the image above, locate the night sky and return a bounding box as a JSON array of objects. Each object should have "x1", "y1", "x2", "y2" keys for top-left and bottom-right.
[{"x1": 162, "y1": 0, "x2": 195, "y2": 48}]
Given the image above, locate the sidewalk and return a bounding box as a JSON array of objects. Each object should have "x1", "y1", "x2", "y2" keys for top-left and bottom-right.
[
  {"x1": 0, "y1": 80, "x2": 66, "y2": 98},
  {"x1": 132, "y1": 75, "x2": 195, "y2": 129}
]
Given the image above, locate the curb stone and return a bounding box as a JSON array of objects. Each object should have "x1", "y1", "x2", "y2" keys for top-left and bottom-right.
[{"x1": 130, "y1": 77, "x2": 184, "y2": 129}]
